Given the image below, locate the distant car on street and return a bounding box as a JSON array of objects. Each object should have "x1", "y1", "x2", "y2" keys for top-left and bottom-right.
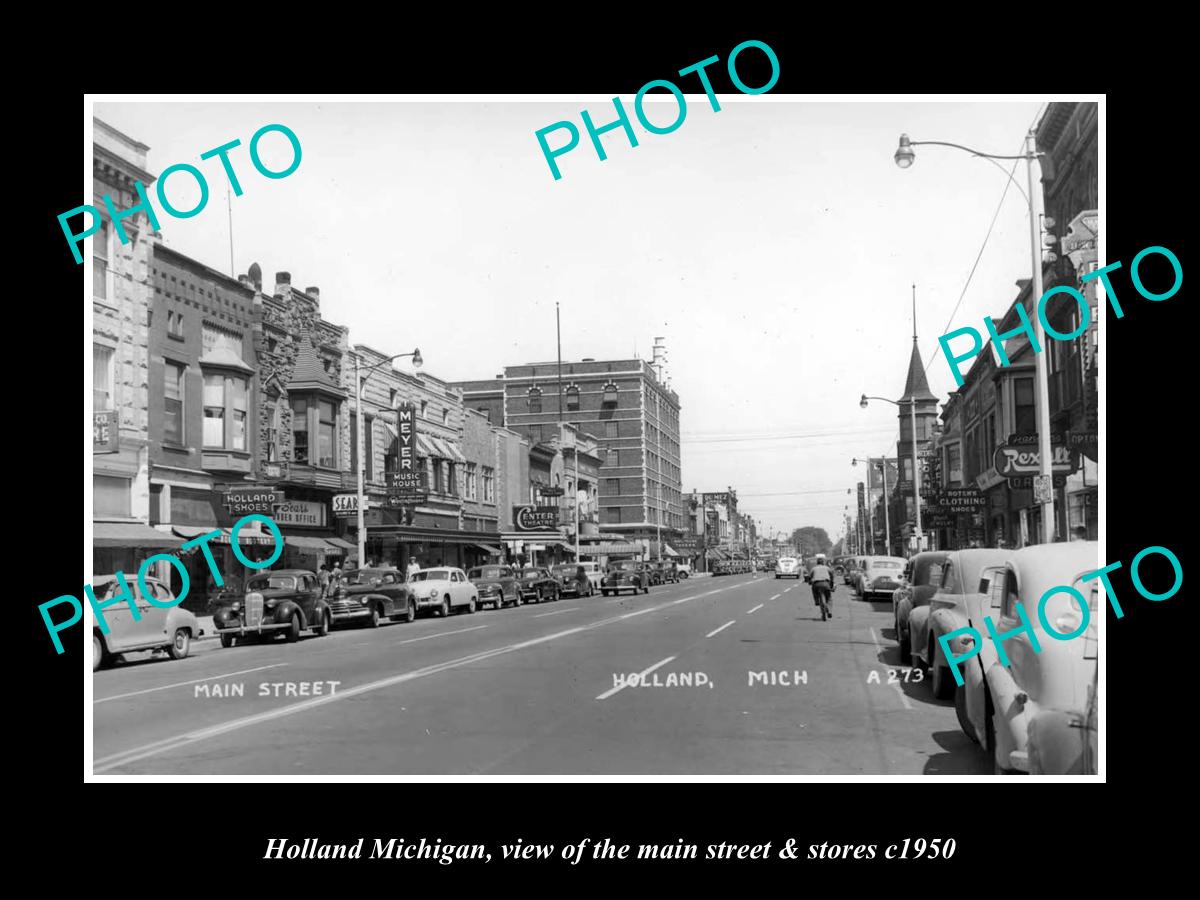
[
  {"x1": 408, "y1": 567, "x2": 480, "y2": 616},
  {"x1": 212, "y1": 569, "x2": 331, "y2": 647},
  {"x1": 775, "y1": 557, "x2": 801, "y2": 579},
  {"x1": 90, "y1": 574, "x2": 199, "y2": 671},
  {"x1": 552, "y1": 563, "x2": 596, "y2": 598},
  {"x1": 468, "y1": 565, "x2": 521, "y2": 609},
  {"x1": 328, "y1": 566, "x2": 416, "y2": 627},
  {"x1": 517, "y1": 567, "x2": 561, "y2": 603},
  {"x1": 858, "y1": 556, "x2": 908, "y2": 601},
  {"x1": 601, "y1": 560, "x2": 650, "y2": 596},
  {"x1": 650, "y1": 561, "x2": 680, "y2": 584}
]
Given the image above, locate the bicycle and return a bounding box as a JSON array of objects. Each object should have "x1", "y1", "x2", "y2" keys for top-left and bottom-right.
[{"x1": 812, "y1": 581, "x2": 832, "y2": 621}]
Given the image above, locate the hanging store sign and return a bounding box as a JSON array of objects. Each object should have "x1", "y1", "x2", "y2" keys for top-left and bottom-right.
[
  {"x1": 222, "y1": 487, "x2": 284, "y2": 515},
  {"x1": 940, "y1": 487, "x2": 986, "y2": 513},
  {"x1": 513, "y1": 505, "x2": 559, "y2": 531},
  {"x1": 273, "y1": 500, "x2": 327, "y2": 527},
  {"x1": 332, "y1": 494, "x2": 360, "y2": 518},
  {"x1": 993, "y1": 442, "x2": 1079, "y2": 480},
  {"x1": 93, "y1": 410, "x2": 120, "y2": 453}
]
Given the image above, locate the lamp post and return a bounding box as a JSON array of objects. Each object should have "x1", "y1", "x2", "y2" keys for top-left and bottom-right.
[
  {"x1": 355, "y1": 347, "x2": 422, "y2": 568},
  {"x1": 895, "y1": 131, "x2": 1056, "y2": 542},
  {"x1": 853, "y1": 456, "x2": 890, "y2": 554},
  {"x1": 861, "y1": 393, "x2": 923, "y2": 553}
]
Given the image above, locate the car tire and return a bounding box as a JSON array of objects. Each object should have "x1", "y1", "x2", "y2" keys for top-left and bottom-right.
[
  {"x1": 898, "y1": 625, "x2": 912, "y2": 665},
  {"x1": 93, "y1": 634, "x2": 106, "y2": 671},
  {"x1": 315, "y1": 610, "x2": 331, "y2": 637},
  {"x1": 368, "y1": 605, "x2": 381, "y2": 628},
  {"x1": 167, "y1": 628, "x2": 191, "y2": 660},
  {"x1": 642, "y1": 584, "x2": 649, "y2": 594},
  {"x1": 955, "y1": 684, "x2": 977, "y2": 743},
  {"x1": 468, "y1": 597, "x2": 477, "y2": 614},
  {"x1": 220, "y1": 633, "x2": 236, "y2": 649},
  {"x1": 286, "y1": 614, "x2": 301, "y2": 643},
  {"x1": 931, "y1": 662, "x2": 955, "y2": 700},
  {"x1": 406, "y1": 601, "x2": 417, "y2": 622},
  {"x1": 602, "y1": 589, "x2": 611, "y2": 597},
  {"x1": 440, "y1": 597, "x2": 451, "y2": 618}
]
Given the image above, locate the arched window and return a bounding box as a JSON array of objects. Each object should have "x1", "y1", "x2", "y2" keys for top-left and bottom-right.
[
  {"x1": 528, "y1": 386, "x2": 543, "y2": 413},
  {"x1": 566, "y1": 384, "x2": 580, "y2": 412},
  {"x1": 601, "y1": 381, "x2": 618, "y2": 406}
]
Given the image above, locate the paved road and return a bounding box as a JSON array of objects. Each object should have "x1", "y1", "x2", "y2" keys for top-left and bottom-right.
[{"x1": 92, "y1": 574, "x2": 990, "y2": 774}]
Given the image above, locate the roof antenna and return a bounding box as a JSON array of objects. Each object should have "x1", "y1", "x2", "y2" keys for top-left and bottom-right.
[{"x1": 912, "y1": 283, "x2": 918, "y2": 343}]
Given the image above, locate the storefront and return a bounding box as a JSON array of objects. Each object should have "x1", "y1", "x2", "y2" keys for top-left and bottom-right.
[{"x1": 93, "y1": 522, "x2": 185, "y2": 581}]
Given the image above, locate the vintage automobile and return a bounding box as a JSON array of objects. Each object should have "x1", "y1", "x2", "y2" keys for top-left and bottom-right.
[
  {"x1": 516, "y1": 567, "x2": 561, "y2": 603},
  {"x1": 843, "y1": 556, "x2": 864, "y2": 586},
  {"x1": 675, "y1": 563, "x2": 692, "y2": 579},
  {"x1": 467, "y1": 565, "x2": 521, "y2": 609},
  {"x1": 408, "y1": 567, "x2": 480, "y2": 616},
  {"x1": 892, "y1": 551, "x2": 950, "y2": 665},
  {"x1": 576, "y1": 561, "x2": 604, "y2": 590},
  {"x1": 858, "y1": 556, "x2": 908, "y2": 601},
  {"x1": 90, "y1": 574, "x2": 200, "y2": 671},
  {"x1": 909, "y1": 548, "x2": 1013, "y2": 699},
  {"x1": 957, "y1": 542, "x2": 1100, "y2": 774},
  {"x1": 775, "y1": 557, "x2": 802, "y2": 579},
  {"x1": 601, "y1": 560, "x2": 650, "y2": 596},
  {"x1": 552, "y1": 563, "x2": 595, "y2": 598},
  {"x1": 328, "y1": 566, "x2": 416, "y2": 627},
  {"x1": 212, "y1": 569, "x2": 331, "y2": 647},
  {"x1": 654, "y1": 561, "x2": 681, "y2": 584},
  {"x1": 642, "y1": 562, "x2": 664, "y2": 586}
]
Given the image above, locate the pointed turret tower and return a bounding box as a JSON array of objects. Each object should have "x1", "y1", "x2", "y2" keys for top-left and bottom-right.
[{"x1": 898, "y1": 286, "x2": 940, "y2": 545}]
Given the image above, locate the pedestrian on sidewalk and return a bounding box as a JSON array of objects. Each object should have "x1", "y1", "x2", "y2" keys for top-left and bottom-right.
[{"x1": 317, "y1": 564, "x2": 331, "y2": 599}]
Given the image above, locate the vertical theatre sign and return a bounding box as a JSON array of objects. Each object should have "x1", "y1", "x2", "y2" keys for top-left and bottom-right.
[{"x1": 386, "y1": 402, "x2": 427, "y2": 507}]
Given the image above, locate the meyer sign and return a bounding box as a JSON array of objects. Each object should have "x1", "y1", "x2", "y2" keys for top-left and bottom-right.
[{"x1": 513, "y1": 505, "x2": 559, "y2": 531}]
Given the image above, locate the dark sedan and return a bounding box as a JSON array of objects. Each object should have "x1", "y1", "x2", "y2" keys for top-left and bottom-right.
[
  {"x1": 893, "y1": 551, "x2": 949, "y2": 664},
  {"x1": 650, "y1": 561, "x2": 680, "y2": 584},
  {"x1": 517, "y1": 567, "x2": 561, "y2": 603},
  {"x1": 552, "y1": 564, "x2": 595, "y2": 598},
  {"x1": 212, "y1": 569, "x2": 331, "y2": 647},
  {"x1": 468, "y1": 565, "x2": 521, "y2": 610},
  {"x1": 601, "y1": 561, "x2": 649, "y2": 596},
  {"x1": 328, "y1": 567, "x2": 415, "y2": 628}
]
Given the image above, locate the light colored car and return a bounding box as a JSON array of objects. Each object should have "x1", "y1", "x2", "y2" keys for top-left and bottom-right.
[
  {"x1": 858, "y1": 556, "x2": 908, "y2": 600},
  {"x1": 578, "y1": 561, "x2": 604, "y2": 588},
  {"x1": 775, "y1": 557, "x2": 801, "y2": 579},
  {"x1": 408, "y1": 567, "x2": 479, "y2": 617},
  {"x1": 910, "y1": 548, "x2": 1013, "y2": 699},
  {"x1": 91, "y1": 574, "x2": 200, "y2": 671},
  {"x1": 675, "y1": 563, "x2": 692, "y2": 579},
  {"x1": 957, "y1": 542, "x2": 1100, "y2": 774}
]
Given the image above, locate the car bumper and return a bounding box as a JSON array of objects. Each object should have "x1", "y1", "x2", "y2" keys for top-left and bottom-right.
[
  {"x1": 212, "y1": 616, "x2": 290, "y2": 635},
  {"x1": 477, "y1": 591, "x2": 504, "y2": 604},
  {"x1": 328, "y1": 606, "x2": 371, "y2": 624}
]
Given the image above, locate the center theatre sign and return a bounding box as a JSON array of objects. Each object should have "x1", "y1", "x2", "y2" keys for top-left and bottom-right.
[{"x1": 513, "y1": 505, "x2": 559, "y2": 531}]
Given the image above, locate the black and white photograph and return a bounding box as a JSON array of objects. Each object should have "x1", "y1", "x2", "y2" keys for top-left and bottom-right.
[{"x1": 77, "y1": 91, "x2": 1108, "y2": 779}]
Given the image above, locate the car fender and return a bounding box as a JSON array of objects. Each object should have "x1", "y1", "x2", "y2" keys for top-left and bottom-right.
[
  {"x1": 985, "y1": 659, "x2": 1027, "y2": 767},
  {"x1": 165, "y1": 606, "x2": 199, "y2": 637},
  {"x1": 908, "y1": 606, "x2": 932, "y2": 664},
  {"x1": 271, "y1": 599, "x2": 303, "y2": 628},
  {"x1": 929, "y1": 608, "x2": 968, "y2": 663},
  {"x1": 1027, "y1": 708, "x2": 1087, "y2": 775},
  {"x1": 895, "y1": 593, "x2": 914, "y2": 632},
  {"x1": 962, "y1": 654, "x2": 987, "y2": 743}
]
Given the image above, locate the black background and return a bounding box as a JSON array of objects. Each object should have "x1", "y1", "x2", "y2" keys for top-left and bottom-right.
[{"x1": 20, "y1": 21, "x2": 1186, "y2": 887}]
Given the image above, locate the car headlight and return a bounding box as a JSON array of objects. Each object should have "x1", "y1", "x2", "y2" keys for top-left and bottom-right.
[
  {"x1": 231, "y1": 600, "x2": 241, "y2": 612},
  {"x1": 428, "y1": 587, "x2": 440, "y2": 598},
  {"x1": 265, "y1": 598, "x2": 278, "y2": 609},
  {"x1": 360, "y1": 597, "x2": 370, "y2": 605}
]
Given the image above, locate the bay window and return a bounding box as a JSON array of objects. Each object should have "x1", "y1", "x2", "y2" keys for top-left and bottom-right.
[{"x1": 203, "y1": 372, "x2": 249, "y2": 450}]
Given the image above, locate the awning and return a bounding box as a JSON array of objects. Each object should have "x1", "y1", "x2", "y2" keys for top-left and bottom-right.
[
  {"x1": 94, "y1": 522, "x2": 184, "y2": 550},
  {"x1": 501, "y1": 531, "x2": 565, "y2": 542},
  {"x1": 382, "y1": 421, "x2": 398, "y2": 440},
  {"x1": 473, "y1": 543, "x2": 502, "y2": 555},
  {"x1": 662, "y1": 543, "x2": 680, "y2": 557},
  {"x1": 326, "y1": 537, "x2": 356, "y2": 552},
  {"x1": 434, "y1": 437, "x2": 466, "y2": 463},
  {"x1": 708, "y1": 549, "x2": 726, "y2": 560},
  {"x1": 172, "y1": 524, "x2": 277, "y2": 546},
  {"x1": 172, "y1": 525, "x2": 216, "y2": 539},
  {"x1": 579, "y1": 541, "x2": 641, "y2": 555},
  {"x1": 285, "y1": 535, "x2": 339, "y2": 551},
  {"x1": 416, "y1": 434, "x2": 439, "y2": 458}
]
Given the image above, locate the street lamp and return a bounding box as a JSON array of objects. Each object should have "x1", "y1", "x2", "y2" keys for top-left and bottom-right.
[
  {"x1": 861, "y1": 393, "x2": 924, "y2": 552},
  {"x1": 894, "y1": 131, "x2": 1056, "y2": 542},
  {"x1": 852, "y1": 455, "x2": 889, "y2": 554},
  {"x1": 355, "y1": 347, "x2": 422, "y2": 568}
]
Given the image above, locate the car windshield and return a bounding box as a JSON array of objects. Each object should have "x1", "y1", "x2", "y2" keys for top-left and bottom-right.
[
  {"x1": 344, "y1": 570, "x2": 385, "y2": 584},
  {"x1": 520, "y1": 570, "x2": 541, "y2": 580},
  {"x1": 469, "y1": 567, "x2": 507, "y2": 579},
  {"x1": 552, "y1": 566, "x2": 578, "y2": 575},
  {"x1": 249, "y1": 575, "x2": 296, "y2": 591},
  {"x1": 609, "y1": 561, "x2": 634, "y2": 571},
  {"x1": 410, "y1": 571, "x2": 449, "y2": 582}
]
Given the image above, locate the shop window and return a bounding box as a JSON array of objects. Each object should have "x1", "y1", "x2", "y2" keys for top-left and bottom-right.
[
  {"x1": 163, "y1": 361, "x2": 186, "y2": 444},
  {"x1": 93, "y1": 344, "x2": 115, "y2": 411}
]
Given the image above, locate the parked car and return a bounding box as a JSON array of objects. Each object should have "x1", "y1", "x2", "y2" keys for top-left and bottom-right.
[
  {"x1": 643, "y1": 563, "x2": 664, "y2": 586},
  {"x1": 910, "y1": 548, "x2": 1012, "y2": 699},
  {"x1": 651, "y1": 561, "x2": 680, "y2": 584},
  {"x1": 858, "y1": 556, "x2": 908, "y2": 601},
  {"x1": 517, "y1": 567, "x2": 561, "y2": 603},
  {"x1": 675, "y1": 563, "x2": 692, "y2": 579},
  {"x1": 892, "y1": 551, "x2": 950, "y2": 665},
  {"x1": 90, "y1": 574, "x2": 200, "y2": 671},
  {"x1": 467, "y1": 565, "x2": 521, "y2": 609},
  {"x1": 843, "y1": 557, "x2": 862, "y2": 586},
  {"x1": 601, "y1": 560, "x2": 650, "y2": 595},
  {"x1": 408, "y1": 567, "x2": 480, "y2": 616},
  {"x1": 577, "y1": 561, "x2": 604, "y2": 590},
  {"x1": 328, "y1": 567, "x2": 415, "y2": 628},
  {"x1": 552, "y1": 563, "x2": 595, "y2": 598},
  {"x1": 775, "y1": 557, "x2": 802, "y2": 579},
  {"x1": 212, "y1": 569, "x2": 331, "y2": 647},
  {"x1": 958, "y1": 542, "x2": 1100, "y2": 774}
]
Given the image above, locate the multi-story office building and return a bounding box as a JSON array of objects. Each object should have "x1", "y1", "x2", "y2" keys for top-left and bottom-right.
[{"x1": 455, "y1": 356, "x2": 683, "y2": 554}]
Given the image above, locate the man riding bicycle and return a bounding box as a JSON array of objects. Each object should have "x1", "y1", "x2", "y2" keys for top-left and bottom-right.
[{"x1": 809, "y1": 553, "x2": 835, "y2": 620}]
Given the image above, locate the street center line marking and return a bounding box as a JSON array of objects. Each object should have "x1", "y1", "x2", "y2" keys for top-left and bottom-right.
[
  {"x1": 747, "y1": 604, "x2": 763, "y2": 614},
  {"x1": 533, "y1": 608, "x2": 581, "y2": 618},
  {"x1": 93, "y1": 664, "x2": 288, "y2": 705},
  {"x1": 706, "y1": 620, "x2": 736, "y2": 638},
  {"x1": 595, "y1": 655, "x2": 677, "y2": 700},
  {"x1": 770, "y1": 594, "x2": 781, "y2": 600},
  {"x1": 94, "y1": 585, "x2": 734, "y2": 773},
  {"x1": 396, "y1": 625, "x2": 488, "y2": 644}
]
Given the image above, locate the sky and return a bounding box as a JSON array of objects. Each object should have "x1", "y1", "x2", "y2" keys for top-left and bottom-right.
[{"x1": 94, "y1": 97, "x2": 1045, "y2": 544}]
